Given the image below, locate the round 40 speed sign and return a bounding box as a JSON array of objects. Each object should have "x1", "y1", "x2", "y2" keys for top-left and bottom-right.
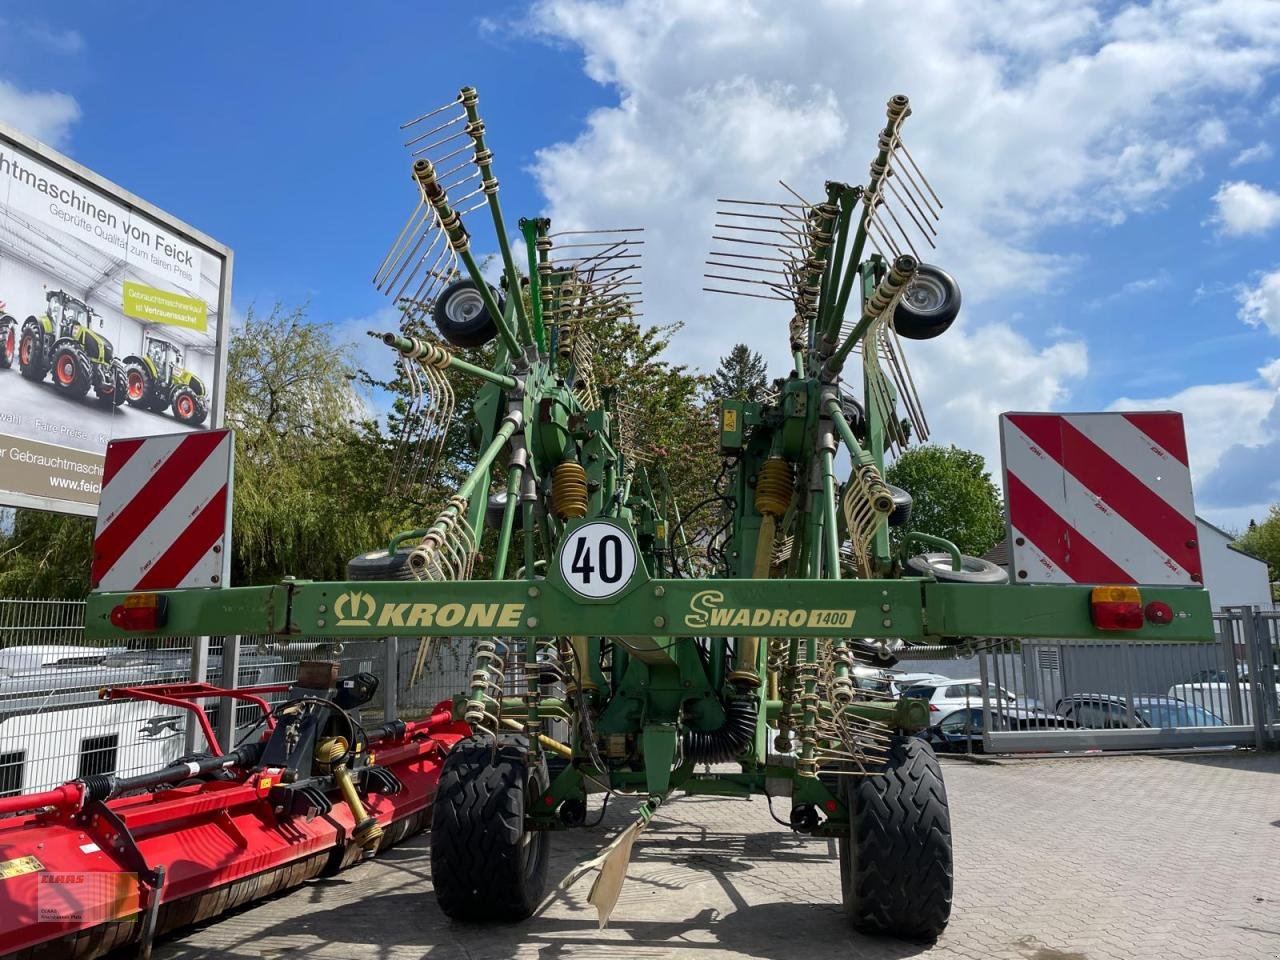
[{"x1": 558, "y1": 521, "x2": 638, "y2": 599}]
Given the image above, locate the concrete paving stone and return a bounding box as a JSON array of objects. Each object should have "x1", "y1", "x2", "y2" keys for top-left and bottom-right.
[{"x1": 151, "y1": 751, "x2": 1280, "y2": 960}]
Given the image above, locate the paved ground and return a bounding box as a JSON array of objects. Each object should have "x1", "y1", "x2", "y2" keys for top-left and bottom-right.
[{"x1": 153, "y1": 752, "x2": 1280, "y2": 960}]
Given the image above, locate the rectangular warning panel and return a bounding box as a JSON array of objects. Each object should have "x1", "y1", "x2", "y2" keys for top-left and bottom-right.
[
  {"x1": 999, "y1": 412, "x2": 1201, "y2": 586},
  {"x1": 91, "y1": 429, "x2": 233, "y2": 592}
]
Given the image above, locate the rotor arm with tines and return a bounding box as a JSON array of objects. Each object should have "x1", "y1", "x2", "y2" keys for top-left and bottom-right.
[
  {"x1": 821, "y1": 253, "x2": 917, "y2": 380},
  {"x1": 410, "y1": 158, "x2": 521, "y2": 356}
]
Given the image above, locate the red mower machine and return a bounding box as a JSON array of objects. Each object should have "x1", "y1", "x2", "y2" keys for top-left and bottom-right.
[{"x1": 0, "y1": 661, "x2": 468, "y2": 959}]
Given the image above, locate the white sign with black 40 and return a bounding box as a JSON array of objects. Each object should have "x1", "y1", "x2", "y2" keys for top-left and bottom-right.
[{"x1": 559, "y1": 521, "x2": 638, "y2": 599}]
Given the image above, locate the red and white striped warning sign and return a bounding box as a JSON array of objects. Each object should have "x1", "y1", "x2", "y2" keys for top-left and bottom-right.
[
  {"x1": 999, "y1": 412, "x2": 1201, "y2": 586},
  {"x1": 91, "y1": 429, "x2": 233, "y2": 592}
]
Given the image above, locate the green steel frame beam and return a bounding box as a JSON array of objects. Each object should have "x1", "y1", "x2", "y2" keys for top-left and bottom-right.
[{"x1": 86, "y1": 577, "x2": 1213, "y2": 644}]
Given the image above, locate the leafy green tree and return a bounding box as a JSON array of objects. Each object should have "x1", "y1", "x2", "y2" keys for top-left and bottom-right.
[
  {"x1": 577, "y1": 311, "x2": 719, "y2": 525},
  {"x1": 885, "y1": 444, "x2": 1005, "y2": 557},
  {"x1": 226, "y1": 303, "x2": 411, "y2": 584},
  {"x1": 708, "y1": 343, "x2": 769, "y2": 403},
  {"x1": 0, "y1": 509, "x2": 94, "y2": 597},
  {"x1": 1236, "y1": 504, "x2": 1280, "y2": 586}
]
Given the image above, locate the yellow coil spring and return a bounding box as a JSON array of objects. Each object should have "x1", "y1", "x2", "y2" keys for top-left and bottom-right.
[
  {"x1": 551, "y1": 460, "x2": 589, "y2": 519},
  {"x1": 755, "y1": 458, "x2": 794, "y2": 517}
]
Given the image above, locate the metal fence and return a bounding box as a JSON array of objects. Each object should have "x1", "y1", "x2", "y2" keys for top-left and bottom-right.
[
  {"x1": 0, "y1": 599, "x2": 476, "y2": 796},
  {"x1": 974, "y1": 606, "x2": 1280, "y2": 753}
]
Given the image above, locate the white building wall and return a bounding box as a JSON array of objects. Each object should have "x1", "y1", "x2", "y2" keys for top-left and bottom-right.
[{"x1": 1196, "y1": 518, "x2": 1272, "y2": 610}]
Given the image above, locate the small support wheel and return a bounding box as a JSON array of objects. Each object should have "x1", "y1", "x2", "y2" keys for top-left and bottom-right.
[
  {"x1": 906, "y1": 552, "x2": 1007, "y2": 584},
  {"x1": 433, "y1": 279, "x2": 502, "y2": 349},
  {"x1": 430, "y1": 735, "x2": 548, "y2": 922},
  {"x1": 893, "y1": 263, "x2": 961, "y2": 341},
  {"x1": 346, "y1": 548, "x2": 416, "y2": 581},
  {"x1": 839, "y1": 736, "x2": 953, "y2": 940}
]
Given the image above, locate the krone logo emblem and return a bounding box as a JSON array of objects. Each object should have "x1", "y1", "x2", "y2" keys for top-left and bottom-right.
[{"x1": 334, "y1": 590, "x2": 376, "y2": 626}]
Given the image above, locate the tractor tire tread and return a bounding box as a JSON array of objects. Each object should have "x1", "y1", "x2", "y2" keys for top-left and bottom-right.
[
  {"x1": 52, "y1": 344, "x2": 92, "y2": 399},
  {"x1": 842, "y1": 736, "x2": 952, "y2": 941},
  {"x1": 18, "y1": 319, "x2": 48, "y2": 381},
  {"x1": 430, "y1": 735, "x2": 546, "y2": 923}
]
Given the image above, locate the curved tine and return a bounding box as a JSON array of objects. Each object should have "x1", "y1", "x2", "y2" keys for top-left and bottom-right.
[
  {"x1": 375, "y1": 201, "x2": 429, "y2": 285},
  {"x1": 402, "y1": 245, "x2": 458, "y2": 312},
  {"x1": 885, "y1": 175, "x2": 937, "y2": 238},
  {"x1": 377, "y1": 211, "x2": 433, "y2": 293},
  {"x1": 412, "y1": 365, "x2": 448, "y2": 487},
  {"x1": 401, "y1": 95, "x2": 463, "y2": 130},
  {"x1": 410, "y1": 127, "x2": 470, "y2": 158},
  {"x1": 877, "y1": 195, "x2": 922, "y2": 261},
  {"x1": 894, "y1": 139, "x2": 943, "y2": 209},
  {"x1": 409, "y1": 636, "x2": 434, "y2": 686},
  {"x1": 403, "y1": 111, "x2": 466, "y2": 149},
  {"x1": 393, "y1": 232, "x2": 452, "y2": 307}
]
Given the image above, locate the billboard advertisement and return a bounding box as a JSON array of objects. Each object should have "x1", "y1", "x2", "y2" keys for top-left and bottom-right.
[{"x1": 0, "y1": 122, "x2": 231, "y2": 516}]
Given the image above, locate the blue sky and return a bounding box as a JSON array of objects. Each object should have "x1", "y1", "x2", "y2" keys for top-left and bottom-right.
[{"x1": 2, "y1": 0, "x2": 1279, "y2": 529}]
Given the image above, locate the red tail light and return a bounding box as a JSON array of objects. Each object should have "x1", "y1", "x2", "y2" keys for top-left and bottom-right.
[
  {"x1": 1090, "y1": 586, "x2": 1143, "y2": 631},
  {"x1": 109, "y1": 593, "x2": 168, "y2": 631},
  {"x1": 928, "y1": 703, "x2": 939, "y2": 712}
]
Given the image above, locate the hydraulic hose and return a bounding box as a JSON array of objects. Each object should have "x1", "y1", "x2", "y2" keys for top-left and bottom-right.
[{"x1": 682, "y1": 696, "x2": 758, "y2": 764}]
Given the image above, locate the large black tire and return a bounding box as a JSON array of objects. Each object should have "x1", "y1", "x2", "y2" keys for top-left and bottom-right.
[
  {"x1": 893, "y1": 264, "x2": 961, "y2": 341},
  {"x1": 111, "y1": 365, "x2": 128, "y2": 407},
  {"x1": 430, "y1": 735, "x2": 548, "y2": 922},
  {"x1": 839, "y1": 736, "x2": 953, "y2": 940},
  {"x1": 172, "y1": 386, "x2": 207, "y2": 425},
  {"x1": 346, "y1": 548, "x2": 416, "y2": 581},
  {"x1": 433, "y1": 279, "x2": 502, "y2": 349},
  {"x1": 0, "y1": 317, "x2": 14, "y2": 369},
  {"x1": 93, "y1": 363, "x2": 126, "y2": 408},
  {"x1": 51, "y1": 343, "x2": 92, "y2": 399},
  {"x1": 146, "y1": 386, "x2": 173, "y2": 413},
  {"x1": 123, "y1": 361, "x2": 153, "y2": 408},
  {"x1": 18, "y1": 318, "x2": 48, "y2": 381}
]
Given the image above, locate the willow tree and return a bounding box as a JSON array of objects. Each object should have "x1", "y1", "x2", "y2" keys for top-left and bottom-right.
[{"x1": 226, "y1": 303, "x2": 404, "y2": 584}]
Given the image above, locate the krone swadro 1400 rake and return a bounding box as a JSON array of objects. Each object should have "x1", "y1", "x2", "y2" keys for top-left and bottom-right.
[{"x1": 87, "y1": 87, "x2": 1213, "y2": 940}]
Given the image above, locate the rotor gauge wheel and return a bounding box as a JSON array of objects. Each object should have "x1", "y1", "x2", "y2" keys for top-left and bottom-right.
[
  {"x1": 431, "y1": 735, "x2": 548, "y2": 921},
  {"x1": 893, "y1": 264, "x2": 961, "y2": 341},
  {"x1": 433, "y1": 279, "x2": 502, "y2": 349}
]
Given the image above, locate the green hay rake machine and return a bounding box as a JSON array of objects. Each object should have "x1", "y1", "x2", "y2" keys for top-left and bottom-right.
[{"x1": 87, "y1": 87, "x2": 1212, "y2": 940}]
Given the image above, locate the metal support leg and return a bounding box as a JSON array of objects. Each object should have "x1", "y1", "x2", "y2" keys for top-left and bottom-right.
[
  {"x1": 1237, "y1": 607, "x2": 1268, "y2": 750},
  {"x1": 185, "y1": 636, "x2": 210, "y2": 754},
  {"x1": 384, "y1": 636, "x2": 400, "y2": 722},
  {"x1": 217, "y1": 635, "x2": 242, "y2": 751}
]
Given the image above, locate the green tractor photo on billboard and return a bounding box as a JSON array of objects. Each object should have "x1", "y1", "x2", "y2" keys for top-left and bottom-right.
[
  {"x1": 122, "y1": 332, "x2": 209, "y2": 426},
  {"x1": 17, "y1": 289, "x2": 127, "y2": 408},
  {"x1": 0, "y1": 301, "x2": 15, "y2": 369}
]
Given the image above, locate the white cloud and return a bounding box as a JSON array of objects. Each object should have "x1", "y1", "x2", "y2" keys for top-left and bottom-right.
[
  {"x1": 20, "y1": 23, "x2": 84, "y2": 55},
  {"x1": 1209, "y1": 180, "x2": 1280, "y2": 236},
  {"x1": 1087, "y1": 269, "x2": 1172, "y2": 308},
  {"x1": 1196, "y1": 117, "x2": 1229, "y2": 149},
  {"x1": 1110, "y1": 358, "x2": 1280, "y2": 491},
  {"x1": 1231, "y1": 141, "x2": 1273, "y2": 166},
  {"x1": 529, "y1": 0, "x2": 1280, "y2": 458},
  {"x1": 0, "y1": 79, "x2": 80, "y2": 146},
  {"x1": 1238, "y1": 267, "x2": 1280, "y2": 335},
  {"x1": 908, "y1": 320, "x2": 1088, "y2": 470}
]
